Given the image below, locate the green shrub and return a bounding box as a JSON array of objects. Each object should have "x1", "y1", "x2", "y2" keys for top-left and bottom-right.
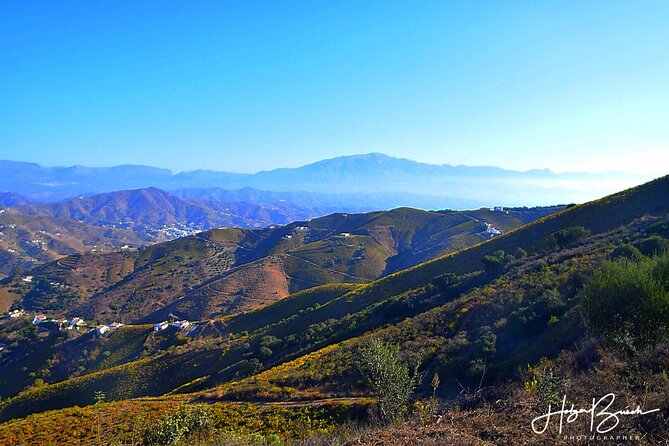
[
  {"x1": 646, "y1": 221, "x2": 669, "y2": 238},
  {"x1": 550, "y1": 226, "x2": 591, "y2": 248},
  {"x1": 527, "y1": 368, "x2": 564, "y2": 407},
  {"x1": 638, "y1": 235, "x2": 669, "y2": 257},
  {"x1": 430, "y1": 273, "x2": 457, "y2": 290},
  {"x1": 580, "y1": 253, "x2": 669, "y2": 350},
  {"x1": 356, "y1": 339, "x2": 422, "y2": 423},
  {"x1": 142, "y1": 405, "x2": 212, "y2": 445},
  {"x1": 609, "y1": 244, "x2": 644, "y2": 261},
  {"x1": 482, "y1": 250, "x2": 506, "y2": 271}
]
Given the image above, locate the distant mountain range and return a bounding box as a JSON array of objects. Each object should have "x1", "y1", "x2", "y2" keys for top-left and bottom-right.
[
  {"x1": 0, "y1": 154, "x2": 651, "y2": 207},
  {"x1": 15, "y1": 187, "x2": 355, "y2": 233}
]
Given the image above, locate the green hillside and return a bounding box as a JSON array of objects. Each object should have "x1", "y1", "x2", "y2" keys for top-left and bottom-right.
[
  {"x1": 0, "y1": 206, "x2": 555, "y2": 323},
  {"x1": 0, "y1": 176, "x2": 666, "y2": 425}
]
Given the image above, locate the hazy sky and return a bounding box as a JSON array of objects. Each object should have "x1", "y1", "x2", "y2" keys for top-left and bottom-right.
[{"x1": 1, "y1": 1, "x2": 668, "y2": 174}]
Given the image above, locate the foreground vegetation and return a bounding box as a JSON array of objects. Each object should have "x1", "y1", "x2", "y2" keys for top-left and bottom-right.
[{"x1": 0, "y1": 399, "x2": 367, "y2": 446}]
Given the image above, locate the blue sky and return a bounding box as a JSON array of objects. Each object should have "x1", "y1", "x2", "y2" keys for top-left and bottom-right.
[{"x1": 1, "y1": 1, "x2": 668, "y2": 174}]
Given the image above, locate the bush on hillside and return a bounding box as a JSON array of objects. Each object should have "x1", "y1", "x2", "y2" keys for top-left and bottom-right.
[
  {"x1": 356, "y1": 339, "x2": 422, "y2": 424},
  {"x1": 579, "y1": 253, "x2": 669, "y2": 350},
  {"x1": 482, "y1": 250, "x2": 508, "y2": 271},
  {"x1": 430, "y1": 273, "x2": 458, "y2": 290},
  {"x1": 609, "y1": 244, "x2": 644, "y2": 261},
  {"x1": 142, "y1": 405, "x2": 212, "y2": 445},
  {"x1": 646, "y1": 220, "x2": 669, "y2": 238},
  {"x1": 638, "y1": 235, "x2": 669, "y2": 257},
  {"x1": 550, "y1": 226, "x2": 591, "y2": 249}
]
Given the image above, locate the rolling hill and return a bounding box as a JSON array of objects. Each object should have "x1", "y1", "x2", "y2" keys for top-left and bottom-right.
[
  {"x1": 0, "y1": 186, "x2": 389, "y2": 278},
  {"x1": 0, "y1": 210, "x2": 154, "y2": 277},
  {"x1": 0, "y1": 205, "x2": 558, "y2": 321},
  {"x1": 0, "y1": 175, "x2": 666, "y2": 433}
]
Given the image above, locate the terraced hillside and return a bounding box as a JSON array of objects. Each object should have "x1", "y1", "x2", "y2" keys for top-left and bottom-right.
[
  {"x1": 0, "y1": 175, "x2": 666, "y2": 430},
  {"x1": 0, "y1": 206, "x2": 557, "y2": 321}
]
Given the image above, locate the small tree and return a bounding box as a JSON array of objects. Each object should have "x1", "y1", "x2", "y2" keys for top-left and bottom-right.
[
  {"x1": 357, "y1": 339, "x2": 422, "y2": 423},
  {"x1": 482, "y1": 250, "x2": 510, "y2": 271},
  {"x1": 94, "y1": 390, "x2": 106, "y2": 446}
]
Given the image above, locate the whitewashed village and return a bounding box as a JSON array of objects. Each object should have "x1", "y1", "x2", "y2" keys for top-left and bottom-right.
[{"x1": 0, "y1": 307, "x2": 197, "y2": 357}]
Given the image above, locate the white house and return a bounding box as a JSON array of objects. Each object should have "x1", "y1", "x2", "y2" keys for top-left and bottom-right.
[
  {"x1": 110, "y1": 322, "x2": 124, "y2": 330},
  {"x1": 7, "y1": 309, "x2": 25, "y2": 319},
  {"x1": 22, "y1": 276, "x2": 33, "y2": 283},
  {"x1": 33, "y1": 314, "x2": 47, "y2": 325},
  {"x1": 484, "y1": 223, "x2": 503, "y2": 237},
  {"x1": 174, "y1": 320, "x2": 190, "y2": 329},
  {"x1": 68, "y1": 317, "x2": 86, "y2": 330},
  {"x1": 154, "y1": 321, "x2": 169, "y2": 331},
  {"x1": 96, "y1": 325, "x2": 110, "y2": 335}
]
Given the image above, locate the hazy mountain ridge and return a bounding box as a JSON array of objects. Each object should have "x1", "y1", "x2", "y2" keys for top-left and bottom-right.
[{"x1": 0, "y1": 154, "x2": 649, "y2": 207}]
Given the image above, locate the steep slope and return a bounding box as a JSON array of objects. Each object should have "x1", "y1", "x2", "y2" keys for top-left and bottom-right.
[{"x1": 0, "y1": 175, "x2": 665, "y2": 423}]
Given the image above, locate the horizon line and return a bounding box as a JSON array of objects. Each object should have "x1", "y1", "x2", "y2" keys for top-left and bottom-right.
[{"x1": 0, "y1": 153, "x2": 649, "y2": 177}]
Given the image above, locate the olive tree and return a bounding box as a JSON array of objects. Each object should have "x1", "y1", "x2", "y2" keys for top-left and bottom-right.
[{"x1": 357, "y1": 339, "x2": 423, "y2": 423}]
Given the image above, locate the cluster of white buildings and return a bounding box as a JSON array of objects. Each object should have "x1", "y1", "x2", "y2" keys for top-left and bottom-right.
[
  {"x1": 484, "y1": 223, "x2": 504, "y2": 238},
  {"x1": 154, "y1": 319, "x2": 190, "y2": 332},
  {"x1": 5, "y1": 309, "x2": 26, "y2": 319},
  {"x1": 26, "y1": 314, "x2": 124, "y2": 336},
  {"x1": 94, "y1": 321, "x2": 124, "y2": 335},
  {"x1": 490, "y1": 206, "x2": 510, "y2": 214},
  {"x1": 5, "y1": 309, "x2": 192, "y2": 338},
  {"x1": 31, "y1": 314, "x2": 88, "y2": 330},
  {"x1": 3, "y1": 309, "x2": 125, "y2": 335},
  {"x1": 157, "y1": 225, "x2": 202, "y2": 239}
]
